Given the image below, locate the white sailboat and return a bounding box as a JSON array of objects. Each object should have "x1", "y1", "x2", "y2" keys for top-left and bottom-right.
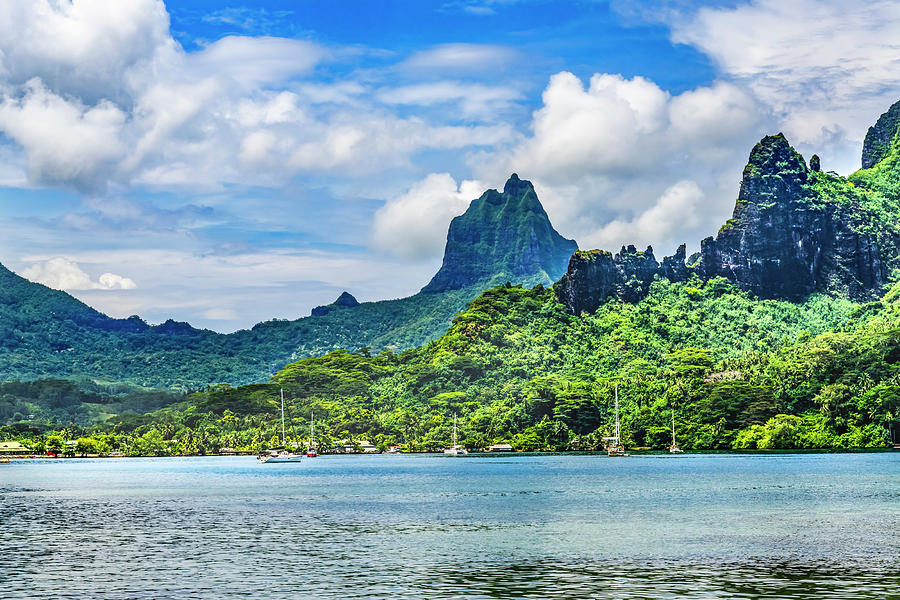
[
  {"x1": 604, "y1": 384, "x2": 629, "y2": 457},
  {"x1": 258, "y1": 388, "x2": 303, "y2": 463},
  {"x1": 669, "y1": 409, "x2": 683, "y2": 454},
  {"x1": 444, "y1": 414, "x2": 468, "y2": 455},
  {"x1": 307, "y1": 411, "x2": 317, "y2": 457}
]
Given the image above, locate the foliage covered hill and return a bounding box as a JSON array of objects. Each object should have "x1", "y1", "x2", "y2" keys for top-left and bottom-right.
[
  {"x1": 0, "y1": 176, "x2": 575, "y2": 389},
  {"x1": 557, "y1": 119, "x2": 900, "y2": 313},
  {"x1": 422, "y1": 174, "x2": 577, "y2": 293},
  {"x1": 19, "y1": 276, "x2": 896, "y2": 455},
  {"x1": 0, "y1": 378, "x2": 182, "y2": 434},
  {"x1": 7, "y1": 107, "x2": 900, "y2": 453},
  {"x1": 0, "y1": 271, "x2": 479, "y2": 388}
]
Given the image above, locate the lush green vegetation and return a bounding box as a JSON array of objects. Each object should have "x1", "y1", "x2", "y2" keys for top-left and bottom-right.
[
  {"x1": 10, "y1": 278, "x2": 896, "y2": 455},
  {"x1": 0, "y1": 259, "x2": 483, "y2": 388},
  {"x1": 6, "y1": 128, "x2": 900, "y2": 455}
]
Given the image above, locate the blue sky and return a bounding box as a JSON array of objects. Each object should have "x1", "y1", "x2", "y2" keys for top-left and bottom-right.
[{"x1": 0, "y1": 0, "x2": 898, "y2": 331}]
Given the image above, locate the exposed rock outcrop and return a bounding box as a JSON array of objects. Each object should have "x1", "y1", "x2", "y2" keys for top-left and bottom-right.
[
  {"x1": 422, "y1": 174, "x2": 577, "y2": 293},
  {"x1": 555, "y1": 245, "x2": 659, "y2": 315},
  {"x1": 862, "y1": 99, "x2": 900, "y2": 169},
  {"x1": 556, "y1": 133, "x2": 891, "y2": 314},
  {"x1": 311, "y1": 291, "x2": 360, "y2": 316}
]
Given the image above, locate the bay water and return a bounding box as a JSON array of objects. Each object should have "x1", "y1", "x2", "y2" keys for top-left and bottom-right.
[{"x1": 2, "y1": 452, "x2": 898, "y2": 599}]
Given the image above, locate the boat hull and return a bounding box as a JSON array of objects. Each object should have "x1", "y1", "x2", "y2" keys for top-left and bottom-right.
[{"x1": 258, "y1": 454, "x2": 303, "y2": 463}]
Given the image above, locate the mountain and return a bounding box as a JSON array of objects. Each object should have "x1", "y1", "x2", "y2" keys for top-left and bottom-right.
[
  {"x1": 8, "y1": 103, "x2": 900, "y2": 450},
  {"x1": 422, "y1": 174, "x2": 577, "y2": 293},
  {"x1": 557, "y1": 116, "x2": 900, "y2": 314},
  {"x1": 862, "y1": 98, "x2": 900, "y2": 169},
  {"x1": 55, "y1": 274, "x2": 889, "y2": 455},
  {"x1": 0, "y1": 175, "x2": 577, "y2": 388}
]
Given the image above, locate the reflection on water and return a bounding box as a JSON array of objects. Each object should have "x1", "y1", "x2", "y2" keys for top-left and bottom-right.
[{"x1": 1, "y1": 453, "x2": 897, "y2": 599}]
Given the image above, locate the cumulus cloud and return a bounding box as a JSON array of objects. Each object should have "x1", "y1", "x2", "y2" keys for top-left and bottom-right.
[
  {"x1": 666, "y1": 0, "x2": 900, "y2": 172},
  {"x1": 0, "y1": 0, "x2": 174, "y2": 103},
  {"x1": 23, "y1": 257, "x2": 136, "y2": 291},
  {"x1": 0, "y1": 2, "x2": 520, "y2": 193},
  {"x1": 481, "y1": 72, "x2": 763, "y2": 253},
  {"x1": 372, "y1": 173, "x2": 485, "y2": 259},
  {"x1": 588, "y1": 180, "x2": 704, "y2": 251},
  {"x1": 0, "y1": 80, "x2": 127, "y2": 193}
]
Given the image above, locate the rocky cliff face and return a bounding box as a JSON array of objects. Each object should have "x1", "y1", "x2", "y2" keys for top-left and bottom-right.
[
  {"x1": 696, "y1": 134, "x2": 886, "y2": 300},
  {"x1": 862, "y1": 99, "x2": 900, "y2": 169},
  {"x1": 422, "y1": 174, "x2": 577, "y2": 293},
  {"x1": 311, "y1": 291, "x2": 360, "y2": 316},
  {"x1": 555, "y1": 246, "x2": 659, "y2": 315},
  {"x1": 556, "y1": 132, "x2": 893, "y2": 315}
]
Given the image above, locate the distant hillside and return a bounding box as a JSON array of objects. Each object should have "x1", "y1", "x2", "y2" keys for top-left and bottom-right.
[{"x1": 0, "y1": 175, "x2": 577, "y2": 389}]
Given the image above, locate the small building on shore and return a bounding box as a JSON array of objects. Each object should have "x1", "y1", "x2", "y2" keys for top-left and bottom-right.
[
  {"x1": 0, "y1": 441, "x2": 32, "y2": 455},
  {"x1": 486, "y1": 443, "x2": 513, "y2": 452},
  {"x1": 335, "y1": 440, "x2": 379, "y2": 453}
]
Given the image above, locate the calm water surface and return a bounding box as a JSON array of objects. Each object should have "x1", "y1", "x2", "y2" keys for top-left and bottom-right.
[{"x1": 1, "y1": 453, "x2": 898, "y2": 599}]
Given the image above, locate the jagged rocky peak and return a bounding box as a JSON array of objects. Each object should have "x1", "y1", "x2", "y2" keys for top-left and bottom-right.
[
  {"x1": 311, "y1": 291, "x2": 360, "y2": 316},
  {"x1": 421, "y1": 173, "x2": 577, "y2": 293},
  {"x1": 862, "y1": 99, "x2": 900, "y2": 169},
  {"x1": 333, "y1": 291, "x2": 359, "y2": 307},
  {"x1": 696, "y1": 133, "x2": 885, "y2": 300},
  {"x1": 555, "y1": 245, "x2": 658, "y2": 315},
  {"x1": 555, "y1": 132, "x2": 890, "y2": 314}
]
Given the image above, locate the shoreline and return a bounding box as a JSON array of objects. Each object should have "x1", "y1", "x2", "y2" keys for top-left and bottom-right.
[{"x1": 3, "y1": 447, "x2": 897, "y2": 460}]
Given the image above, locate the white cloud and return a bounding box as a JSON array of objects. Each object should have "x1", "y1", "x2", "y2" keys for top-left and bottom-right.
[
  {"x1": 23, "y1": 257, "x2": 136, "y2": 291},
  {"x1": 0, "y1": 2, "x2": 520, "y2": 193},
  {"x1": 14, "y1": 247, "x2": 439, "y2": 332},
  {"x1": 372, "y1": 173, "x2": 485, "y2": 259},
  {"x1": 667, "y1": 0, "x2": 900, "y2": 173},
  {"x1": 0, "y1": 80, "x2": 127, "y2": 192},
  {"x1": 0, "y1": 0, "x2": 174, "y2": 103},
  {"x1": 401, "y1": 43, "x2": 518, "y2": 73},
  {"x1": 588, "y1": 180, "x2": 704, "y2": 251},
  {"x1": 187, "y1": 36, "x2": 327, "y2": 89},
  {"x1": 378, "y1": 81, "x2": 523, "y2": 119},
  {"x1": 203, "y1": 308, "x2": 239, "y2": 321},
  {"x1": 480, "y1": 72, "x2": 763, "y2": 254}
]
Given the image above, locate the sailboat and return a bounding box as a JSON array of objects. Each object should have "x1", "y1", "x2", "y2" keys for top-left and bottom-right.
[
  {"x1": 669, "y1": 409, "x2": 683, "y2": 454},
  {"x1": 258, "y1": 388, "x2": 303, "y2": 463},
  {"x1": 443, "y1": 414, "x2": 468, "y2": 455},
  {"x1": 306, "y1": 412, "x2": 317, "y2": 457},
  {"x1": 604, "y1": 384, "x2": 629, "y2": 457}
]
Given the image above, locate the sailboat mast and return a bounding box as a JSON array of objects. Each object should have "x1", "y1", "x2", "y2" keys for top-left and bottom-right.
[
  {"x1": 280, "y1": 388, "x2": 286, "y2": 447},
  {"x1": 615, "y1": 384, "x2": 620, "y2": 442},
  {"x1": 672, "y1": 409, "x2": 676, "y2": 446},
  {"x1": 452, "y1": 414, "x2": 457, "y2": 447},
  {"x1": 310, "y1": 411, "x2": 314, "y2": 447}
]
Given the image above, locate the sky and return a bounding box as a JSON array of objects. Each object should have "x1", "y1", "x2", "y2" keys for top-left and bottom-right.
[{"x1": 1, "y1": 0, "x2": 899, "y2": 332}]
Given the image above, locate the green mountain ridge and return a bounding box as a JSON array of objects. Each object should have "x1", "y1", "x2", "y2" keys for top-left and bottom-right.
[
  {"x1": 0, "y1": 175, "x2": 577, "y2": 388},
  {"x1": 5, "y1": 102, "x2": 900, "y2": 451}
]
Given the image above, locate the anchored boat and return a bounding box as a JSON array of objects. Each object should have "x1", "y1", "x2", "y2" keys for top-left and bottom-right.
[
  {"x1": 669, "y1": 409, "x2": 683, "y2": 454},
  {"x1": 258, "y1": 389, "x2": 303, "y2": 464},
  {"x1": 444, "y1": 414, "x2": 468, "y2": 455},
  {"x1": 604, "y1": 384, "x2": 629, "y2": 457}
]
